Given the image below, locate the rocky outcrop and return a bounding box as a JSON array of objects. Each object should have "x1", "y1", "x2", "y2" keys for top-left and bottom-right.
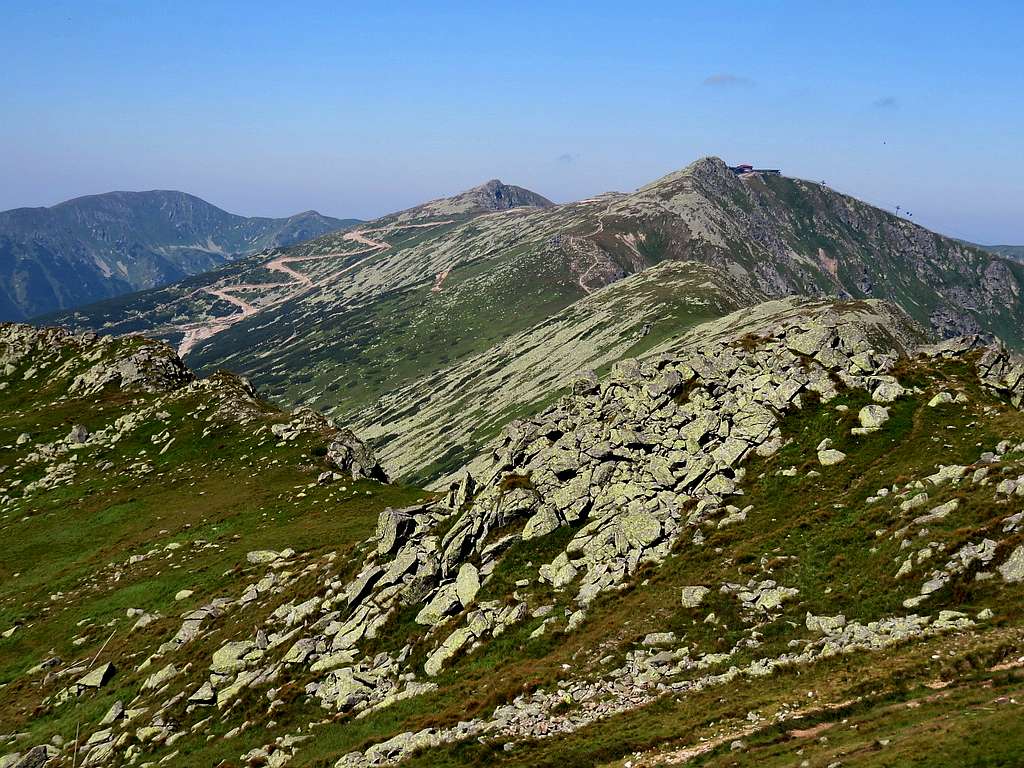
[
  {"x1": 246, "y1": 298, "x2": 925, "y2": 707},
  {"x1": 328, "y1": 429, "x2": 388, "y2": 483},
  {"x1": 68, "y1": 341, "x2": 194, "y2": 396},
  {"x1": 920, "y1": 334, "x2": 1024, "y2": 407},
  {"x1": 0, "y1": 323, "x2": 194, "y2": 395},
  {"x1": 269, "y1": 406, "x2": 387, "y2": 481},
  {"x1": 0, "y1": 325, "x2": 384, "y2": 515},
  {"x1": 318, "y1": 299, "x2": 1024, "y2": 765}
]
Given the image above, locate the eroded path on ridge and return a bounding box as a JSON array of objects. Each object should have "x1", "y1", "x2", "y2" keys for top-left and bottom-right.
[
  {"x1": 569, "y1": 199, "x2": 642, "y2": 294},
  {"x1": 572, "y1": 200, "x2": 615, "y2": 294},
  {"x1": 174, "y1": 221, "x2": 451, "y2": 357}
]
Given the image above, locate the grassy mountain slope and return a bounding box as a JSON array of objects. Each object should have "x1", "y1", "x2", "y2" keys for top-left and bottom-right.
[
  {"x1": 0, "y1": 323, "x2": 423, "y2": 759},
  {"x1": 982, "y1": 244, "x2": 1024, "y2": 263},
  {"x1": 358, "y1": 260, "x2": 766, "y2": 485},
  {"x1": 50, "y1": 160, "x2": 1024, "y2": 487},
  {"x1": 0, "y1": 191, "x2": 357, "y2": 321},
  {"x1": 4, "y1": 300, "x2": 1024, "y2": 767}
]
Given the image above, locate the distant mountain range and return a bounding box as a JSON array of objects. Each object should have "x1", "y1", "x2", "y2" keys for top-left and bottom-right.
[
  {"x1": 51, "y1": 160, "x2": 1024, "y2": 483},
  {"x1": 0, "y1": 190, "x2": 358, "y2": 320},
  {"x1": 981, "y1": 244, "x2": 1024, "y2": 262}
]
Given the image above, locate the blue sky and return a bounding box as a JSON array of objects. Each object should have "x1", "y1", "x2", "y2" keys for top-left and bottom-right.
[{"x1": 2, "y1": 1, "x2": 1022, "y2": 242}]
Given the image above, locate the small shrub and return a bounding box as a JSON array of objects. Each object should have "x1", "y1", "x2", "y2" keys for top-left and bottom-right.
[{"x1": 499, "y1": 473, "x2": 535, "y2": 492}]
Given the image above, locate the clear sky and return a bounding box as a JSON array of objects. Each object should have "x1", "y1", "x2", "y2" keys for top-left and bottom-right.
[{"x1": 2, "y1": 1, "x2": 1022, "y2": 242}]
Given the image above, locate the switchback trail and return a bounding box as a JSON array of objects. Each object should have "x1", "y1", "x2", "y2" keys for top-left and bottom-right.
[{"x1": 175, "y1": 221, "x2": 450, "y2": 357}]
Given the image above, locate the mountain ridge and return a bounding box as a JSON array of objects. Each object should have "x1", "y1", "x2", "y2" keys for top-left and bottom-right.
[
  {"x1": 980, "y1": 244, "x2": 1024, "y2": 262},
  {"x1": 47, "y1": 158, "x2": 1024, "y2": 484},
  {"x1": 0, "y1": 190, "x2": 359, "y2": 322}
]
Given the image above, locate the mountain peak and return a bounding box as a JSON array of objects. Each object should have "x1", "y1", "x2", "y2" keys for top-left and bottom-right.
[
  {"x1": 637, "y1": 156, "x2": 732, "y2": 193},
  {"x1": 456, "y1": 178, "x2": 554, "y2": 212},
  {"x1": 397, "y1": 179, "x2": 554, "y2": 220},
  {"x1": 688, "y1": 155, "x2": 730, "y2": 171}
]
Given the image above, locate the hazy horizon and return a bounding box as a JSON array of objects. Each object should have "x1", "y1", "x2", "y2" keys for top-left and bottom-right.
[{"x1": 3, "y1": 1, "x2": 1022, "y2": 243}]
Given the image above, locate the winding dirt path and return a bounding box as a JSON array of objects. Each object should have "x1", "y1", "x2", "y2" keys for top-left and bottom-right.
[
  {"x1": 266, "y1": 254, "x2": 313, "y2": 285},
  {"x1": 208, "y1": 287, "x2": 256, "y2": 314},
  {"x1": 341, "y1": 229, "x2": 390, "y2": 249},
  {"x1": 431, "y1": 266, "x2": 452, "y2": 292},
  {"x1": 174, "y1": 221, "x2": 451, "y2": 357},
  {"x1": 573, "y1": 202, "x2": 615, "y2": 294},
  {"x1": 575, "y1": 247, "x2": 607, "y2": 294}
]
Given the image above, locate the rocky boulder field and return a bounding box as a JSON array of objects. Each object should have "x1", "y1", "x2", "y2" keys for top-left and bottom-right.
[{"x1": 2, "y1": 299, "x2": 1024, "y2": 767}]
